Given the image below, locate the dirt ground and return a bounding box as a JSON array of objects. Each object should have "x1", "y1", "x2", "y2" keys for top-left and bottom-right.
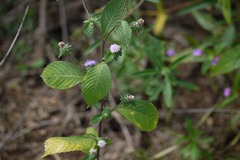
[{"x1": 0, "y1": 0, "x2": 240, "y2": 160}]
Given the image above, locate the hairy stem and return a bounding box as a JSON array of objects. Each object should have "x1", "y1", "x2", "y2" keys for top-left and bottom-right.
[{"x1": 96, "y1": 99, "x2": 104, "y2": 160}]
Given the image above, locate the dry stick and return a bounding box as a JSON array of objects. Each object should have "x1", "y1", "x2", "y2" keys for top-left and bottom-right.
[
  {"x1": 58, "y1": 0, "x2": 68, "y2": 43},
  {"x1": 82, "y1": 0, "x2": 91, "y2": 18},
  {"x1": 0, "y1": 5, "x2": 29, "y2": 67},
  {"x1": 0, "y1": 86, "x2": 49, "y2": 151}
]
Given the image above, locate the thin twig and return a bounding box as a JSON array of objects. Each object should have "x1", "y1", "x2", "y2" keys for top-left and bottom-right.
[
  {"x1": 82, "y1": 0, "x2": 91, "y2": 18},
  {"x1": 0, "y1": 5, "x2": 29, "y2": 67},
  {"x1": 122, "y1": 0, "x2": 145, "y2": 21},
  {"x1": 58, "y1": 0, "x2": 68, "y2": 42}
]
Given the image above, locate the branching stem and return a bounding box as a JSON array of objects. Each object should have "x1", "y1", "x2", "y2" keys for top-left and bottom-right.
[{"x1": 101, "y1": 0, "x2": 145, "y2": 58}]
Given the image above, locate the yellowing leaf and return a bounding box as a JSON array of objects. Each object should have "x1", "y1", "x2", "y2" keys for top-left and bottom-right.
[{"x1": 153, "y1": 12, "x2": 168, "y2": 36}]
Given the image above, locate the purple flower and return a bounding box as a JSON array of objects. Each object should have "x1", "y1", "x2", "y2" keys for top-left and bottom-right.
[
  {"x1": 166, "y1": 49, "x2": 176, "y2": 56},
  {"x1": 97, "y1": 140, "x2": 106, "y2": 148},
  {"x1": 212, "y1": 56, "x2": 220, "y2": 66},
  {"x1": 193, "y1": 49, "x2": 203, "y2": 56},
  {"x1": 84, "y1": 59, "x2": 96, "y2": 67},
  {"x1": 224, "y1": 87, "x2": 231, "y2": 97},
  {"x1": 110, "y1": 44, "x2": 120, "y2": 53}
]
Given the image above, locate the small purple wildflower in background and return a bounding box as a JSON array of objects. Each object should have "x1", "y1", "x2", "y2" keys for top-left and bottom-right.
[
  {"x1": 212, "y1": 56, "x2": 219, "y2": 66},
  {"x1": 166, "y1": 49, "x2": 176, "y2": 56},
  {"x1": 224, "y1": 87, "x2": 231, "y2": 97},
  {"x1": 110, "y1": 44, "x2": 120, "y2": 53},
  {"x1": 84, "y1": 59, "x2": 96, "y2": 67},
  {"x1": 193, "y1": 49, "x2": 203, "y2": 56},
  {"x1": 97, "y1": 140, "x2": 106, "y2": 148}
]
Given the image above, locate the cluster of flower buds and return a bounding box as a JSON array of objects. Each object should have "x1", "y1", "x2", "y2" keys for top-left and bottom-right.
[
  {"x1": 130, "y1": 18, "x2": 145, "y2": 33},
  {"x1": 126, "y1": 95, "x2": 135, "y2": 101},
  {"x1": 119, "y1": 93, "x2": 135, "y2": 104},
  {"x1": 58, "y1": 42, "x2": 73, "y2": 58}
]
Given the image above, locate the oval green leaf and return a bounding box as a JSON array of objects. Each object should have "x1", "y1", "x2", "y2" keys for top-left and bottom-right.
[
  {"x1": 101, "y1": 0, "x2": 125, "y2": 36},
  {"x1": 115, "y1": 20, "x2": 132, "y2": 45},
  {"x1": 41, "y1": 136, "x2": 96, "y2": 158},
  {"x1": 81, "y1": 62, "x2": 112, "y2": 107},
  {"x1": 86, "y1": 127, "x2": 98, "y2": 138},
  {"x1": 41, "y1": 61, "x2": 85, "y2": 90},
  {"x1": 113, "y1": 100, "x2": 158, "y2": 131}
]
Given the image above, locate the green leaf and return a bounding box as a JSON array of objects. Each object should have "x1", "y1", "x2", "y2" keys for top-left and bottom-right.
[
  {"x1": 83, "y1": 22, "x2": 94, "y2": 39},
  {"x1": 146, "y1": 0, "x2": 159, "y2": 3},
  {"x1": 82, "y1": 62, "x2": 112, "y2": 107},
  {"x1": 201, "y1": 58, "x2": 212, "y2": 74},
  {"x1": 218, "y1": 0, "x2": 232, "y2": 24},
  {"x1": 217, "y1": 94, "x2": 238, "y2": 109},
  {"x1": 169, "y1": 53, "x2": 191, "y2": 69},
  {"x1": 115, "y1": 20, "x2": 132, "y2": 45},
  {"x1": 144, "y1": 47, "x2": 164, "y2": 69},
  {"x1": 41, "y1": 61, "x2": 85, "y2": 90},
  {"x1": 84, "y1": 39, "x2": 101, "y2": 55},
  {"x1": 221, "y1": 25, "x2": 235, "y2": 47},
  {"x1": 41, "y1": 136, "x2": 96, "y2": 158},
  {"x1": 146, "y1": 83, "x2": 164, "y2": 101},
  {"x1": 86, "y1": 127, "x2": 98, "y2": 138},
  {"x1": 113, "y1": 100, "x2": 158, "y2": 131},
  {"x1": 193, "y1": 11, "x2": 218, "y2": 32},
  {"x1": 179, "y1": 0, "x2": 217, "y2": 15},
  {"x1": 211, "y1": 45, "x2": 240, "y2": 76},
  {"x1": 163, "y1": 77, "x2": 172, "y2": 107},
  {"x1": 185, "y1": 118, "x2": 195, "y2": 136},
  {"x1": 101, "y1": 0, "x2": 125, "y2": 36},
  {"x1": 82, "y1": 155, "x2": 95, "y2": 160},
  {"x1": 104, "y1": 52, "x2": 115, "y2": 63},
  {"x1": 175, "y1": 80, "x2": 199, "y2": 90},
  {"x1": 92, "y1": 102, "x2": 101, "y2": 109},
  {"x1": 89, "y1": 114, "x2": 103, "y2": 125}
]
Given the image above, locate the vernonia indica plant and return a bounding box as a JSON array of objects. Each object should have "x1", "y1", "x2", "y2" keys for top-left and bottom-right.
[{"x1": 40, "y1": 0, "x2": 158, "y2": 159}]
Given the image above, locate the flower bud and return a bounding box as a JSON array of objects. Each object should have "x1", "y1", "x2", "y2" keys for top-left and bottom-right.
[
  {"x1": 58, "y1": 42, "x2": 65, "y2": 48},
  {"x1": 126, "y1": 95, "x2": 134, "y2": 101},
  {"x1": 136, "y1": 18, "x2": 144, "y2": 26}
]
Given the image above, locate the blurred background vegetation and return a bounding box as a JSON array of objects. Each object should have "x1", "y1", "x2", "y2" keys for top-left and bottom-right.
[{"x1": 0, "y1": 0, "x2": 240, "y2": 159}]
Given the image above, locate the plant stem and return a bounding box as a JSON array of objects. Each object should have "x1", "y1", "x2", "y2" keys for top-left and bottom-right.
[
  {"x1": 96, "y1": 99, "x2": 104, "y2": 160},
  {"x1": 122, "y1": 0, "x2": 145, "y2": 21},
  {"x1": 82, "y1": 0, "x2": 91, "y2": 18},
  {"x1": 102, "y1": 0, "x2": 145, "y2": 55}
]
